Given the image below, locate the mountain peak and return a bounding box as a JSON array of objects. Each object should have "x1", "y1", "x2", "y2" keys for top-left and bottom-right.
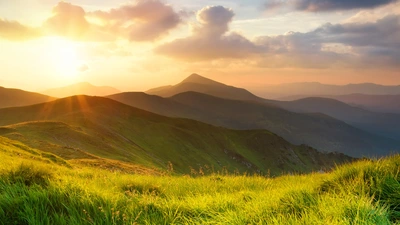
[{"x1": 181, "y1": 73, "x2": 224, "y2": 86}]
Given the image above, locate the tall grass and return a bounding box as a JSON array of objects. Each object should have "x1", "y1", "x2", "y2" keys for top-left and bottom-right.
[{"x1": 0, "y1": 140, "x2": 399, "y2": 224}]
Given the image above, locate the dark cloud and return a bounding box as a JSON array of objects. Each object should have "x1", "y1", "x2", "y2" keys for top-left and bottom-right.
[
  {"x1": 255, "y1": 14, "x2": 400, "y2": 68},
  {"x1": 43, "y1": 2, "x2": 90, "y2": 39},
  {"x1": 0, "y1": 18, "x2": 41, "y2": 41},
  {"x1": 312, "y1": 15, "x2": 400, "y2": 47},
  {"x1": 155, "y1": 6, "x2": 262, "y2": 61},
  {"x1": 294, "y1": 0, "x2": 398, "y2": 11},
  {"x1": 265, "y1": 0, "x2": 398, "y2": 12},
  {"x1": 88, "y1": 0, "x2": 182, "y2": 41}
]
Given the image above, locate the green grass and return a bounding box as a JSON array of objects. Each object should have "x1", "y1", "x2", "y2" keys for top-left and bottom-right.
[{"x1": 0, "y1": 136, "x2": 399, "y2": 224}]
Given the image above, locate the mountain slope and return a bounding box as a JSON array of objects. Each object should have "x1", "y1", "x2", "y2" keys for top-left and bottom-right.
[
  {"x1": 271, "y1": 97, "x2": 400, "y2": 141},
  {"x1": 0, "y1": 96, "x2": 351, "y2": 175},
  {"x1": 168, "y1": 92, "x2": 399, "y2": 157},
  {"x1": 107, "y1": 92, "x2": 204, "y2": 119},
  {"x1": 327, "y1": 94, "x2": 400, "y2": 114},
  {"x1": 147, "y1": 73, "x2": 260, "y2": 101},
  {"x1": 278, "y1": 94, "x2": 400, "y2": 114},
  {"x1": 106, "y1": 90, "x2": 400, "y2": 157},
  {"x1": 0, "y1": 86, "x2": 55, "y2": 108},
  {"x1": 42, "y1": 82, "x2": 120, "y2": 98}
]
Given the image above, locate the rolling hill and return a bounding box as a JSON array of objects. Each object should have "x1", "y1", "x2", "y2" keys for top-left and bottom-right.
[
  {"x1": 170, "y1": 92, "x2": 399, "y2": 157},
  {"x1": 271, "y1": 97, "x2": 400, "y2": 141},
  {"x1": 108, "y1": 90, "x2": 399, "y2": 157},
  {"x1": 1, "y1": 135, "x2": 399, "y2": 224},
  {"x1": 0, "y1": 96, "x2": 351, "y2": 175},
  {"x1": 278, "y1": 94, "x2": 400, "y2": 114},
  {"x1": 146, "y1": 73, "x2": 260, "y2": 101},
  {"x1": 122, "y1": 74, "x2": 400, "y2": 157},
  {"x1": 0, "y1": 86, "x2": 55, "y2": 108},
  {"x1": 107, "y1": 92, "x2": 203, "y2": 119},
  {"x1": 330, "y1": 94, "x2": 400, "y2": 114},
  {"x1": 42, "y1": 82, "x2": 120, "y2": 98}
]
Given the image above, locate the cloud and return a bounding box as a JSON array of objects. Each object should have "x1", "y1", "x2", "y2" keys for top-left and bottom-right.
[
  {"x1": 1, "y1": 1, "x2": 182, "y2": 42},
  {"x1": 265, "y1": 0, "x2": 399, "y2": 12},
  {"x1": 345, "y1": 1, "x2": 400, "y2": 23},
  {"x1": 88, "y1": 0, "x2": 182, "y2": 41},
  {"x1": 254, "y1": 14, "x2": 400, "y2": 68},
  {"x1": 194, "y1": 5, "x2": 235, "y2": 37},
  {"x1": 43, "y1": 2, "x2": 90, "y2": 39},
  {"x1": 313, "y1": 15, "x2": 400, "y2": 48},
  {"x1": 155, "y1": 6, "x2": 262, "y2": 61},
  {"x1": 0, "y1": 18, "x2": 41, "y2": 41},
  {"x1": 156, "y1": 5, "x2": 400, "y2": 68}
]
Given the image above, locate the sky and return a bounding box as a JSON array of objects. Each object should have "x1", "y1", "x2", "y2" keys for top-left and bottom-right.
[{"x1": 0, "y1": 0, "x2": 399, "y2": 92}]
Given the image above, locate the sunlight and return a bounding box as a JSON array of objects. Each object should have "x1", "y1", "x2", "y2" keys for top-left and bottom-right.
[{"x1": 47, "y1": 38, "x2": 83, "y2": 80}]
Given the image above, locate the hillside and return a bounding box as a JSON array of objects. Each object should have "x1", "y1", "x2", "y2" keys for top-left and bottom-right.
[
  {"x1": 107, "y1": 92, "x2": 203, "y2": 119},
  {"x1": 1, "y1": 136, "x2": 399, "y2": 224},
  {"x1": 107, "y1": 90, "x2": 399, "y2": 157},
  {"x1": 42, "y1": 82, "x2": 120, "y2": 98},
  {"x1": 278, "y1": 94, "x2": 400, "y2": 114},
  {"x1": 0, "y1": 86, "x2": 55, "y2": 108},
  {"x1": 169, "y1": 92, "x2": 399, "y2": 157},
  {"x1": 146, "y1": 73, "x2": 260, "y2": 101},
  {"x1": 0, "y1": 96, "x2": 351, "y2": 175},
  {"x1": 327, "y1": 94, "x2": 400, "y2": 114},
  {"x1": 272, "y1": 97, "x2": 400, "y2": 141}
]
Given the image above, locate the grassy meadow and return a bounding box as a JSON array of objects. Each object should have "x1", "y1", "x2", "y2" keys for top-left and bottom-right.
[{"x1": 1, "y1": 136, "x2": 400, "y2": 224}]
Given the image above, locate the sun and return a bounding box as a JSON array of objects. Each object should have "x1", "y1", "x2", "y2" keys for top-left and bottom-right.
[{"x1": 47, "y1": 38, "x2": 84, "y2": 80}]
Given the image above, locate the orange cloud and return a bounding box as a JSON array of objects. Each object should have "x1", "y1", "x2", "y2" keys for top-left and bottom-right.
[
  {"x1": 0, "y1": 18, "x2": 41, "y2": 41},
  {"x1": 1, "y1": 1, "x2": 182, "y2": 42},
  {"x1": 88, "y1": 0, "x2": 182, "y2": 41},
  {"x1": 155, "y1": 6, "x2": 261, "y2": 61},
  {"x1": 43, "y1": 2, "x2": 90, "y2": 39}
]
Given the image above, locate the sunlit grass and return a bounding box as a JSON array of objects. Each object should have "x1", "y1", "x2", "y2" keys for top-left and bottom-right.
[{"x1": 0, "y1": 137, "x2": 399, "y2": 224}]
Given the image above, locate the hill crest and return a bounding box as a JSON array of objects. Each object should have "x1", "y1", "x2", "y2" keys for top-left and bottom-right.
[
  {"x1": 0, "y1": 86, "x2": 55, "y2": 108},
  {"x1": 146, "y1": 73, "x2": 260, "y2": 101}
]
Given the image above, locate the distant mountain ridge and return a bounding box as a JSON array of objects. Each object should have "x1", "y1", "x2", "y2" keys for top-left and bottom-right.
[
  {"x1": 146, "y1": 73, "x2": 260, "y2": 101},
  {"x1": 0, "y1": 86, "x2": 55, "y2": 108},
  {"x1": 280, "y1": 94, "x2": 400, "y2": 114},
  {"x1": 108, "y1": 90, "x2": 400, "y2": 157},
  {"x1": 271, "y1": 97, "x2": 400, "y2": 141},
  {"x1": 255, "y1": 82, "x2": 400, "y2": 99},
  {"x1": 42, "y1": 82, "x2": 120, "y2": 98}
]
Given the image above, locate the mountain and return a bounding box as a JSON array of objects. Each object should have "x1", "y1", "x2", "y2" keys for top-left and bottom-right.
[
  {"x1": 278, "y1": 94, "x2": 400, "y2": 114},
  {"x1": 42, "y1": 82, "x2": 120, "y2": 98},
  {"x1": 0, "y1": 86, "x2": 56, "y2": 108},
  {"x1": 326, "y1": 94, "x2": 400, "y2": 114},
  {"x1": 254, "y1": 82, "x2": 400, "y2": 99},
  {"x1": 107, "y1": 92, "x2": 203, "y2": 119},
  {"x1": 106, "y1": 90, "x2": 399, "y2": 157},
  {"x1": 170, "y1": 92, "x2": 399, "y2": 157},
  {"x1": 0, "y1": 96, "x2": 351, "y2": 175},
  {"x1": 146, "y1": 73, "x2": 260, "y2": 101},
  {"x1": 271, "y1": 97, "x2": 400, "y2": 141}
]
